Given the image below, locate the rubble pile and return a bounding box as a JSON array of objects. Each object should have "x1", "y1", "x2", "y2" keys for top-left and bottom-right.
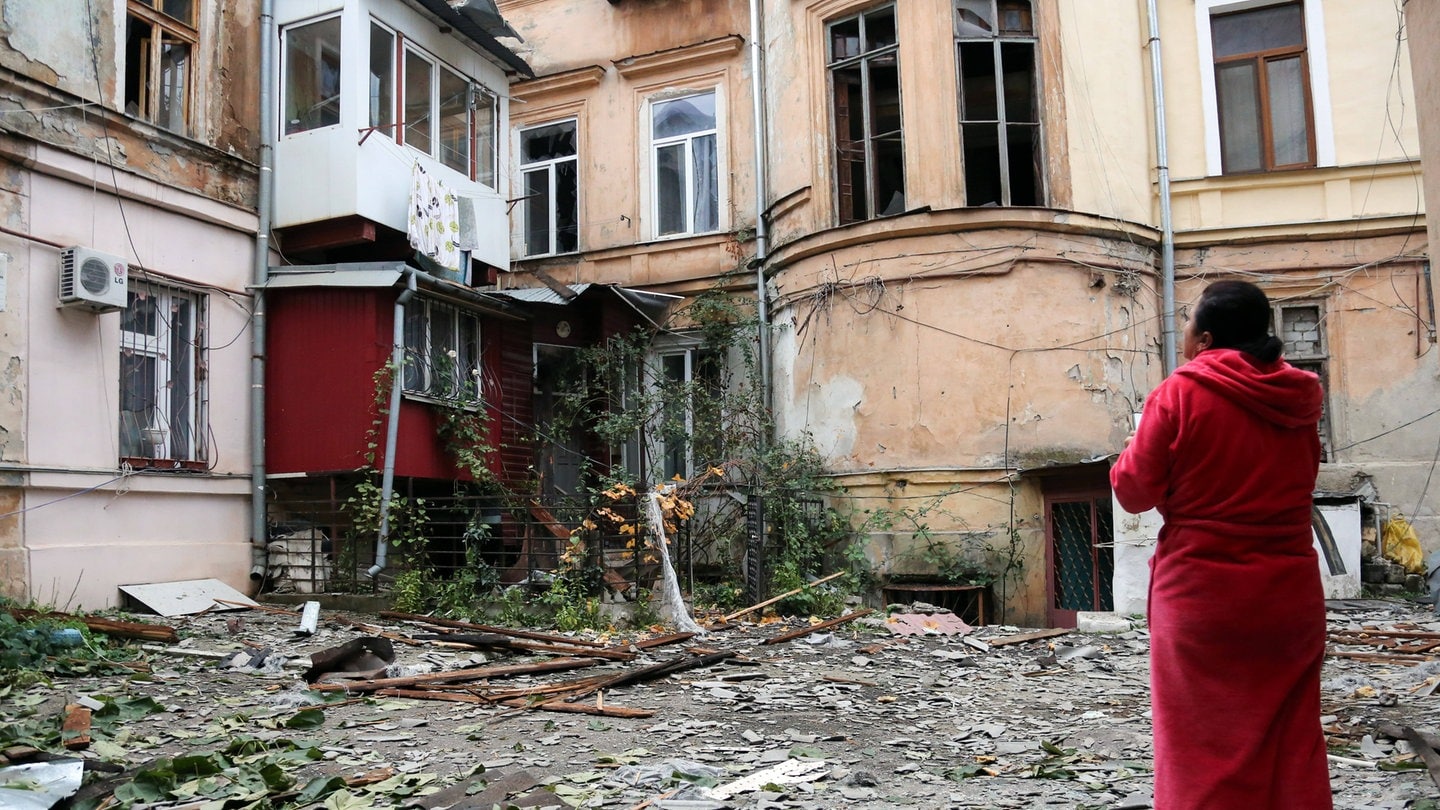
[{"x1": 1, "y1": 598, "x2": 1437, "y2": 809}]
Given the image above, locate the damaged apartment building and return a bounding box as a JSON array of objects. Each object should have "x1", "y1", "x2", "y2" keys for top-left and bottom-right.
[
  {"x1": 0, "y1": 0, "x2": 1434, "y2": 627},
  {"x1": 494, "y1": 0, "x2": 1435, "y2": 627},
  {"x1": 0, "y1": 0, "x2": 263, "y2": 609}
]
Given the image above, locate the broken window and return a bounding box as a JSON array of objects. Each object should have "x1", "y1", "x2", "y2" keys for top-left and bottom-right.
[
  {"x1": 519, "y1": 120, "x2": 579, "y2": 256},
  {"x1": 120, "y1": 281, "x2": 206, "y2": 464},
  {"x1": 828, "y1": 4, "x2": 905, "y2": 224},
  {"x1": 124, "y1": 0, "x2": 197, "y2": 133},
  {"x1": 652, "y1": 91, "x2": 719, "y2": 237},
  {"x1": 1212, "y1": 2, "x2": 1314, "y2": 173},
  {"x1": 403, "y1": 297, "x2": 482, "y2": 403},
  {"x1": 1274, "y1": 300, "x2": 1331, "y2": 460},
  {"x1": 955, "y1": 0, "x2": 1044, "y2": 206},
  {"x1": 281, "y1": 16, "x2": 341, "y2": 135}
]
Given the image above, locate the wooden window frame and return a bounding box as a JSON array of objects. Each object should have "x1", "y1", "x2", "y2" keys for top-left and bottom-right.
[
  {"x1": 1211, "y1": 2, "x2": 1317, "y2": 173},
  {"x1": 826, "y1": 3, "x2": 905, "y2": 226},
  {"x1": 954, "y1": 0, "x2": 1046, "y2": 207},
  {"x1": 125, "y1": 0, "x2": 198, "y2": 133}
]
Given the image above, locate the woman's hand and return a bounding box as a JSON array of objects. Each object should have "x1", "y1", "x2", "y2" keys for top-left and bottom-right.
[{"x1": 1123, "y1": 432, "x2": 1136, "y2": 449}]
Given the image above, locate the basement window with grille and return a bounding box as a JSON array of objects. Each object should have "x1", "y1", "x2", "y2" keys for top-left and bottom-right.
[{"x1": 1274, "y1": 300, "x2": 1332, "y2": 460}]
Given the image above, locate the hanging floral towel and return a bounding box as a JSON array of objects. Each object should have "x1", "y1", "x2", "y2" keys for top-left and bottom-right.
[{"x1": 408, "y1": 162, "x2": 461, "y2": 276}]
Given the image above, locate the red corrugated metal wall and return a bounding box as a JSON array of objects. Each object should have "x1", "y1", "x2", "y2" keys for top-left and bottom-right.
[
  {"x1": 268, "y1": 288, "x2": 534, "y2": 483},
  {"x1": 491, "y1": 320, "x2": 535, "y2": 491},
  {"x1": 267, "y1": 288, "x2": 391, "y2": 475}
]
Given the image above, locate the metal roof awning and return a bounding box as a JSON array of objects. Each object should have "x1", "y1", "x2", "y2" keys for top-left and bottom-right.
[
  {"x1": 261, "y1": 262, "x2": 527, "y2": 320},
  {"x1": 494, "y1": 283, "x2": 682, "y2": 325},
  {"x1": 407, "y1": 0, "x2": 533, "y2": 78}
]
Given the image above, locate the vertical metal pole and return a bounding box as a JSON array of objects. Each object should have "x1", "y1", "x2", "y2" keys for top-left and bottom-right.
[
  {"x1": 250, "y1": 0, "x2": 276, "y2": 582},
  {"x1": 1146, "y1": 0, "x2": 1178, "y2": 374}
]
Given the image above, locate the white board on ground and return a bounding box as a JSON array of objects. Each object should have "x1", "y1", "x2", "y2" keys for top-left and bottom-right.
[{"x1": 119, "y1": 579, "x2": 258, "y2": 616}]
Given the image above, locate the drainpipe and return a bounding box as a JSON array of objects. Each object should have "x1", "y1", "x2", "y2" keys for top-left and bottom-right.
[
  {"x1": 748, "y1": 0, "x2": 772, "y2": 421},
  {"x1": 1146, "y1": 0, "x2": 1177, "y2": 374},
  {"x1": 369, "y1": 268, "x2": 417, "y2": 578},
  {"x1": 249, "y1": 0, "x2": 276, "y2": 582}
]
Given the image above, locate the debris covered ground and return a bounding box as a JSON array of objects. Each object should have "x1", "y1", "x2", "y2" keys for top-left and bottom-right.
[{"x1": 3, "y1": 597, "x2": 1439, "y2": 809}]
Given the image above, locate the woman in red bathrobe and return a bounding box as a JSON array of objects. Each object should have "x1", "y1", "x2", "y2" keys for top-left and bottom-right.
[{"x1": 1110, "y1": 281, "x2": 1332, "y2": 809}]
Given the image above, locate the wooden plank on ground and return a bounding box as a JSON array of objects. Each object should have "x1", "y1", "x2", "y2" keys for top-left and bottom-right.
[
  {"x1": 380, "y1": 611, "x2": 607, "y2": 648},
  {"x1": 723, "y1": 572, "x2": 847, "y2": 623},
  {"x1": 309, "y1": 657, "x2": 604, "y2": 693},
  {"x1": 760, "y1": 609, "x2": 875, "y2": 646}
]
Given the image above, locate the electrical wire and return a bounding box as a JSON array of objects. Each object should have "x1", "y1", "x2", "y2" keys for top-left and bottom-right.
[{"x1": 0, "y1": 472, "x2": 134, "y2": 520}]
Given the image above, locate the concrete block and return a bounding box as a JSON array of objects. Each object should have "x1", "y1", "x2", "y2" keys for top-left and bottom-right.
[{"x1": 1076, "y1": 611, "x2": 1133, "y2": 634}]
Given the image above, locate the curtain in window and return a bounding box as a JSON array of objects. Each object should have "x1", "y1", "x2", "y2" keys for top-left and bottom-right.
[{"x1": 692, "y1": 134, "x2": 718, "y2": 233}]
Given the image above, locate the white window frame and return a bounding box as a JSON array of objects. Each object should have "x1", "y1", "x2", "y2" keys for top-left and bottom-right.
[
  {"x1": 403, "y1": 297, "x2": 484, "y2": 404},
  {"x1": 369, "y1": 27, "x2": 497, "y2": 186},
  {"x1": 648, "y1": 89, "x2": 722, "y2": 239},
  {"x1": 518, "y1": 118, "x2": 580, "y2": 257},
  {"x1": 279, "y1": 13, "x2": 343, "y2": 138},
  {"x1": 1196, "y1": 0, "x2": 1334, "y2": 176},
  {"x1": 119, "y1": 280, "x2": 207, "y2": 464},
  {"x1": 643, "y1": 339, "x2": 725, "y2": 481}
]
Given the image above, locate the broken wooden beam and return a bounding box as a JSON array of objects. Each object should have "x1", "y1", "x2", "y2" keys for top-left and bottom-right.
[
  {"x1": 1402, "y1": 726, "x2": 1440, "y2": 792},
  {"x1": 1377, "y1": 722, "x2": 1440, "y2": 750},
  {"x1": 309, "y1": 656, "x2": 604, "y2": 693},
  {"x1": 497, "y1": 697, "x2": 653, "y2": 718},
  {"x1": 986, "y1": 627, "x2": 1074, "y2": 647},
  {"x1": 610, "y1": 632, "x2": 696, "y2": 652},
  {"x1": 379, "y1": 611, "x2": 608, "y2": 647},
  {"x1": 760, "y1": 609, "x2": 875, "y2": 646},
  {"x1": 6, "y1": 607, "x2": 178, "y2": 644},
  {"x1": 568, "y1": 650, "x2": 737, "y2": 701},
  {"x1": 723, "y1": 571, "x2": 847, "y2": 623},
  {"x1": 1331, "y1": 629, "x2": 1440, "y2": 641},
  {"x1": 376, "y1": 688, "x2": 653, "y2": 718},
  {"x1": 417, "y1": 633, "x2": 636, "y2": 661},
  {"x1": 1327, "y1": 649, "x2": 1430, "y2": 665}
]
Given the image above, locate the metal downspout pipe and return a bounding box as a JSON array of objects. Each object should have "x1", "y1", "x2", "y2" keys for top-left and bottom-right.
[
  {"x1": 748, "y1": 0, "x2": 771, "y2": 420},
  {"x1": 368, "y1": 269, "x2": 417, "y2": 578},
  {"x1": 249, "y1": 0, "x2": 276, "y2": 581},
  {"x1": 1146, "y1": 0, "x2": 1178, "y2": 374}
]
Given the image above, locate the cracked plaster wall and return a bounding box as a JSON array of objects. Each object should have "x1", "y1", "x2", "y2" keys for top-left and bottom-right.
[
  {"x1": 0, "y1": 148, "x2": 28, "y2": 600},
  {"x1": 771, "y1": 226, "x2": 1159, "y2": 626},
  {"x1": 0, "y1": 1, "x2": 260, "y2": 607}
]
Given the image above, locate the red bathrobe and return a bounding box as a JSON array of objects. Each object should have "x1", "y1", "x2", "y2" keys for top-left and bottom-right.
[{"x1": 1110, "y1": 348, "x2": 1331, "y2": 810}]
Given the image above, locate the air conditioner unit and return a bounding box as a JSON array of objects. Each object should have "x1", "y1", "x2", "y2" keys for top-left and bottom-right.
[{"x1": 59, "y1": 247, "x2": 128, "y2": 311}]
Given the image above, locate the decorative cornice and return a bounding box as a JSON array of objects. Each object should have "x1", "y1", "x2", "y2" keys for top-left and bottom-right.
[
  {"x1": 612, "y1": 35, "x2": 745, "y2": 80},
  {"x1": 513, "y1": 65, "x2": 607, "y2": 100}
]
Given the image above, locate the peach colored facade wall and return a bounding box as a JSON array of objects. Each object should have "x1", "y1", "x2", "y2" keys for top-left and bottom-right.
[{"x1": 500, "y1": 0, "x2": 1433, "y2": 626}]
